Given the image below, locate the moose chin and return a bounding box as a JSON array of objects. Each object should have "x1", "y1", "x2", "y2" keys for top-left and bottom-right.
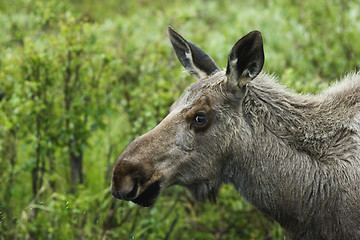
[{"x1": 111, "y1": 27, "x2": 360, "y2": 240}]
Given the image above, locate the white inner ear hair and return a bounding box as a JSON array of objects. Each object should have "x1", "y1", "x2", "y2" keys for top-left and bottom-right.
[{"x1": 185, "y1": 50, "x2": 208, "y2": 80}]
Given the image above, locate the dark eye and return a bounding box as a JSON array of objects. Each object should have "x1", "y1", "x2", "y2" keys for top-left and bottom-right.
[{"x1": 194, "y1": 113, "x2": 206, "y2": 125}]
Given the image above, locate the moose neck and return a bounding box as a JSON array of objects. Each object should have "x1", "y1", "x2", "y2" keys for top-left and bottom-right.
[{"x1": 224, "y1": 73, "x2": 345, "y2": 234}]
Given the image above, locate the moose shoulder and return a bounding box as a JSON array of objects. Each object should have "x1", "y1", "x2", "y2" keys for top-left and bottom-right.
[{"x1": 111, "y1": 27, "x2": 360, "y2": 239}]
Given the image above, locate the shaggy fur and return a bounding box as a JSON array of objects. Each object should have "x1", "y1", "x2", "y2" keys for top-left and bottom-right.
[{"x1": 219, "y1": 72, "x2": 360, "y2": 239}]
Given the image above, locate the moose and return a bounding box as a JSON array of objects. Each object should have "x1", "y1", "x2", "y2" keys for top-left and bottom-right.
[{"x1": 111, "y1": 27, "x2": 360, "y2": 239}]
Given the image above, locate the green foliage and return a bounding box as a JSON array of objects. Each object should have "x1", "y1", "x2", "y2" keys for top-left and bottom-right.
[{"x1": 0, "y1": 0, "x2": 359, "y2": 239}]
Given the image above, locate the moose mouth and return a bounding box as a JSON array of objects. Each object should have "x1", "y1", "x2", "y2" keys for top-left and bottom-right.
[{"x1": 131, "y1": 180, "x2": 161, "y2": 207}]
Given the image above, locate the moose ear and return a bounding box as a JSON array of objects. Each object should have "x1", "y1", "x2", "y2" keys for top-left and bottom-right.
[
  {"x1": 168, "y1": 26, "x2": 220, "y2": 80},
  {"x1": 226, "y1": 30, "x2": 264, "y2": 89}
]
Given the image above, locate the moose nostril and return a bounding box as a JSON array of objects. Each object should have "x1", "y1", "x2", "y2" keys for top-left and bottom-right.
[
  {"x1": 111, "y1": 177, "x2": 138, "y2": 200},
  {"x1": 124, "y1": 179, "x2": 138, "y2": 200}
]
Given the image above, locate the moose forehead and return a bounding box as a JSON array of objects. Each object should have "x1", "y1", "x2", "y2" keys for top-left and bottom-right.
[{"x1": 170, "y1": 72, "x2": 226, "y2": 112}]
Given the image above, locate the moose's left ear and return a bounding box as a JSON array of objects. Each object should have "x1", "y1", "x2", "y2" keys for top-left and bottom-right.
[
  {"x1": 226, "y1": 30, "x2": 264, "y2": 89},
  {"x1": 168, "y1": 26, "x2": 220, "y2": 80}
]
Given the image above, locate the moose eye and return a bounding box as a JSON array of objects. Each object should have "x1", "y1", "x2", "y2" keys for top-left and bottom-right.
[{"x1": 194, "y1": 113, "x2": 206, "y2": 125}]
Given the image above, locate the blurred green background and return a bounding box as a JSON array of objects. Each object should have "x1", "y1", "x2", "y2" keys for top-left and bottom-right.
[{"x1": 0, "y1": 0, "x2": 359, "y2": 239}]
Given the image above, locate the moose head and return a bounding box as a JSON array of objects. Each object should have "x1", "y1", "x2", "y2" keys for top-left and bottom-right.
[{"x1": 111, "y1": 27, "x2": 264, "y2": 207}]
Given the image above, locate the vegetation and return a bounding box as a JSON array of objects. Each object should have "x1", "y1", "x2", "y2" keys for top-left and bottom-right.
[{"x1": 0, "y1": 0, "x2": 359, "y2": 239}]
